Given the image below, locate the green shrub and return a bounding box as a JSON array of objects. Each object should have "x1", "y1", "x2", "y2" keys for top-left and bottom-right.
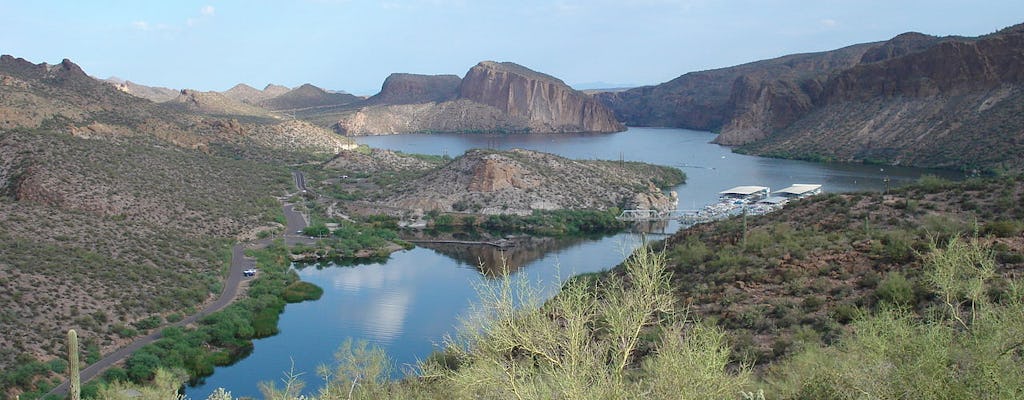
[
  {"x1": 874, "y1": 271, "x2": 914, "y2": 307},
  {"x1": 281, "y1": 281, "x2": 324, "y2": 303},
  {"x1": 982, "y1": 220, "x2": 1023, "y2": 237}
]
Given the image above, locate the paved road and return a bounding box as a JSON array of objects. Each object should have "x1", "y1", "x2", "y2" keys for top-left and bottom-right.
[{"x1": 46, "y1": 176, "x2": 312, "y2": 398}]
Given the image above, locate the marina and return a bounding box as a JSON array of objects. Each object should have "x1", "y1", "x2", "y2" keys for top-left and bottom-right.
[{"x1": 618, "y1": 183, "x2": 823, "y2": 225}]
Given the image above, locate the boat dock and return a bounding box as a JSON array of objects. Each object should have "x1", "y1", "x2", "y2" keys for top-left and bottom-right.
[{"x1": 616, "y1": 183, "x2": 822, "y2": 224}]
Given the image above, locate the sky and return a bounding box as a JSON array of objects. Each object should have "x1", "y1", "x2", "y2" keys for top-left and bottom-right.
[{"x1": 1, "y1": 1, "x2": 1022, "y2": 95}]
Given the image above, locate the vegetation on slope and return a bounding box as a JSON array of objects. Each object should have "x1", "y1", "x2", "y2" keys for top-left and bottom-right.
[
  {"x1": 0, "y1": 128, "x2": 295, "y2": 398},
  {"x1": 91, "y1": 218, "x2": 1024, "y2": 399}
]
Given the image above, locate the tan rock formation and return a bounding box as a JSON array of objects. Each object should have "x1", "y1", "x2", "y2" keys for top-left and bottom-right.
[
  {"x1": 334, "y1": 61, "x2": 625, "y2": 135},
  {"x1": 459, "y1": 61, "x2": 625, "y2": 133}
]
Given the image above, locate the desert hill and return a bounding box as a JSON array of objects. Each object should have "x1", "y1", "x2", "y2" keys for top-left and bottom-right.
[
  {"x1": 221, "y1": 83, "x2": 293, "y2": 105},
  {"x1": 0, "y1": 55, "x2": 355, "y2": 156},
  {"x1": 333, "y1": 61, "x2": 625, "y2": 135},
  {"x1": 0, "y1": 55, "x2": 360, "y2": 386},
  {"x1": 260, "y1": 83, "x2": 361, "y2": 111},
  {"x1": 169, "y1": 88, "x2": 275, "y2": 118},
  {"x1": 598, "y1": 23, "x2": 1024, "y2": 171},
  {"x1": 381, "y1": 148, "x2": 680, "y2": 215}
]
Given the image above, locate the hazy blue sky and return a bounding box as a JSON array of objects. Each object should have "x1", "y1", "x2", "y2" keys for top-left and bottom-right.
[{"x1": 2, "y1": 1, "x2": 1021, "y2": 94}]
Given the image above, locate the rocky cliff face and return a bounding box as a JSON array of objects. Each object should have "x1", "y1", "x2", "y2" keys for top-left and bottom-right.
[
  {"x1": 334, "y1": 61, "x2": 625, "y2": 135},
  {"x1": 367, "y1": 73, "x2": 461, "y2": 105},
  {"x1": 385, "y1": 149, "x2": 681, "y2": 215},
  {"x1": 458, "y1": 61, "x2": 624, "y2": 133},
  {"x1": 738, "y1": 24, "x2": 1024, "y2": 170}
]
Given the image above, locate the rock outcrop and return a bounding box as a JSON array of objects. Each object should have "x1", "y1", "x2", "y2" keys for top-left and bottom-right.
[
  {"x1": 333, "y1": 61, "x2": 625, "y2": 135},
  {"x1": 384, "y1": 149, "x2": 682, "y2": 215}
]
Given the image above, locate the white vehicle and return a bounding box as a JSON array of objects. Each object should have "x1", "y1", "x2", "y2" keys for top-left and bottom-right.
[{"x1": 243, "y1": 268, "x2": 257, "y2": 277}]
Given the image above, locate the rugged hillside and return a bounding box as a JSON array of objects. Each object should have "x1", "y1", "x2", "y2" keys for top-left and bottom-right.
[
  {"x1": 598, "y1": 23, "x2": 1024, "y2": 171},
  {"x1": 596, "y1": 43, "x2": 876, "y2": 130},
  {"x1": 0, "y1": 55, "x2": 361, "y2": 389},
  {"x1": 658, "y1": 174, "x2": 1024, "y2": 366},
  {"x1": 105, "y1": 78, "x2": 179, "y2": 102},
  {"x1": 333, "y1": 61, "x2": 625, "y2": 135},
  {"x1": 382, "y1": 149, "x2": 680, "y2": 215},
  {"x1": 261, "y1": 83, "x2": 361, "y2": 111},
  {"x1": 738, "y1": 25, "x2": 1024, "y2": 170}
]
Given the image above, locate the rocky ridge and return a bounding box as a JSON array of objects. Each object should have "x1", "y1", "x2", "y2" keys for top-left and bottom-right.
[{"x1": 334, "y1": 61, "x2": 625, "y2": 135}]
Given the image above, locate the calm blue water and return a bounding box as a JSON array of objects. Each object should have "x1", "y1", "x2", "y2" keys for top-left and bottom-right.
[{"x1": 186, "y1": 128, "x2": 960, "y2": 398}]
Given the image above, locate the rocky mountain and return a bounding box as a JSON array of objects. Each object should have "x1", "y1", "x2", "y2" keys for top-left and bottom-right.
[
  {"x1": 382, "y1": 148, "x2": 680, "y2": 215},
  {"x1": 596, "y1": 43, "x2": 876, "y2": 131},
  {"x1": 333, "y1": 61, "x2": 625, "y2": 135},
  {"x1": 737, "y1": 24, "x2": 1024, "y2": 170},
  {"x1": 261, "y1": 83, "x2": 361, "y2": 111},
  {"x1": 106, "y1": 77, "x2": 179, "y2": 102},
  {"x1": 599, "y1": 23, "x2": 1024, "y2": 171}
]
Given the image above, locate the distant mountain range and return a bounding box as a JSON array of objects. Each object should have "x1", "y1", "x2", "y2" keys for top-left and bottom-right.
[{"x1": 598, "y1": 22, "x2": 1024, "y2": 171}]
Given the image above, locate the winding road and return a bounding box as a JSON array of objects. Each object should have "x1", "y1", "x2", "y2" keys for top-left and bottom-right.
[{"x1": 46, "y1": 173, "x2": 312, "y2": 398}]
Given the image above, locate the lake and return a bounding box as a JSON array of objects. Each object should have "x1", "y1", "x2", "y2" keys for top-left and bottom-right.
[{"x1": 186, "y1": 128, "x2": 961, "y2": 398}]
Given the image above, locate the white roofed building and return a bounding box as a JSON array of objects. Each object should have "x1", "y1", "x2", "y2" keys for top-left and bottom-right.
[
  {"x1": 776, "y1": 184, "x2": 823, "y2": 199},
  {"x1": 719, "y1": 186, "x2": 770, "y2": 202}
]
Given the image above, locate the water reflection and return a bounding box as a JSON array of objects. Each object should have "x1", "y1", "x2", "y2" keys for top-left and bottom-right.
[
  {"x1": 188, "y1": 128, "x2": 965, "y2": 399},
  {"x1": 411, "y1": 235, "x2": 593, "y2": 277}
]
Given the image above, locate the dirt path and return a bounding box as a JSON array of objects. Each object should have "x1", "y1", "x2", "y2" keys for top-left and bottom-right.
[{"x1": 46, "y1": 175, "x2": 312, "y2": 398}]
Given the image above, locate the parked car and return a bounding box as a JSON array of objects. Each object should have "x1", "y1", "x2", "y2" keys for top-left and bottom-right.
[{"x1": 243, "y1": 269, "x2": 257, "y2": 277}]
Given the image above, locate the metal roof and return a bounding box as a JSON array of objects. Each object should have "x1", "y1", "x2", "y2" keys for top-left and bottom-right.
[
  {"x1": 758, "y1": 196, "x2": 789, "y2": 205},
  {"x1": 776, "y1": 184, "x2": 822, "y2": 196},
  {"x1": 719, "y1": 186, "x2": 770, "y2": 195}
]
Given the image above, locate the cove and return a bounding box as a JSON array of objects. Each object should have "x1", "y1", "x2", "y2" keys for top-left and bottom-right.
[{"x1": 186, "y1": 128, "x2": 962, "y2": 398}]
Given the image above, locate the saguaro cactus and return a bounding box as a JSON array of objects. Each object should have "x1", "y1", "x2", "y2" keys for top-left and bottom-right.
[{"x1": 68, "y1": 329, "x2": 80, "y2": 400}]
